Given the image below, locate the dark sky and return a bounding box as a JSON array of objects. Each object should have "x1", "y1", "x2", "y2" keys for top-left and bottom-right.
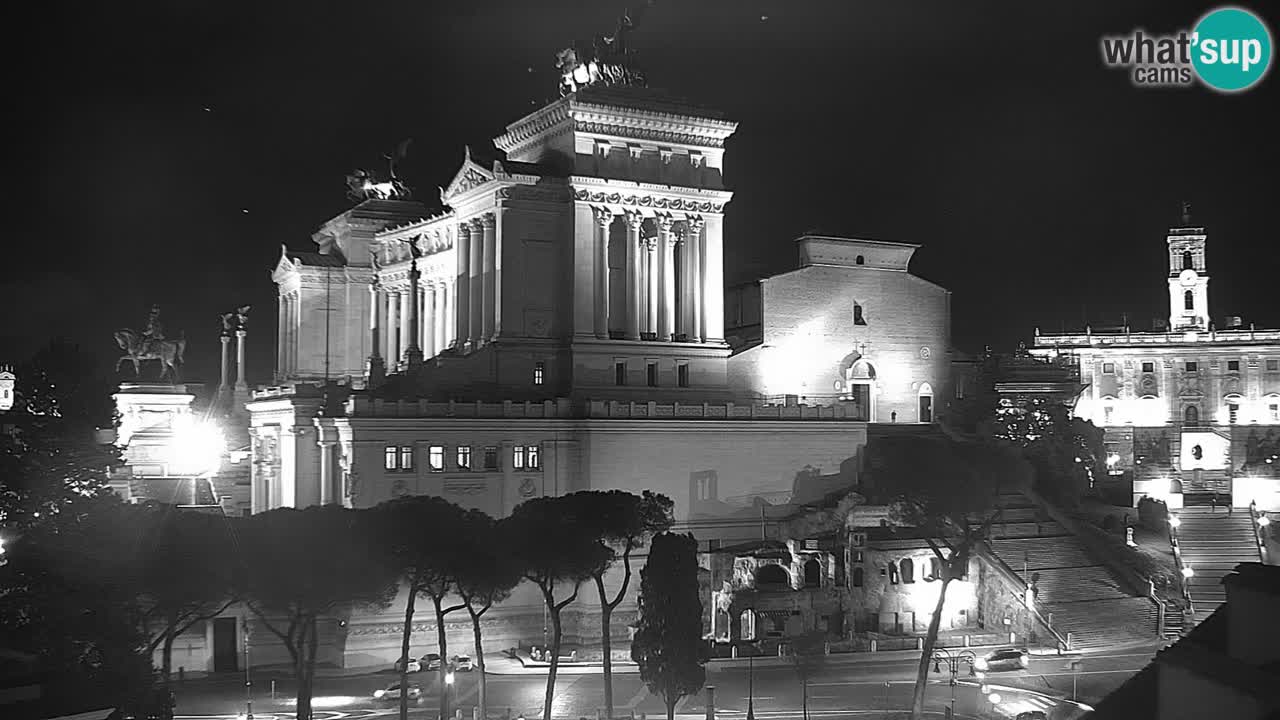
[{"x1": 5, "y1": 0, "x2": 1278, "y2": 390}]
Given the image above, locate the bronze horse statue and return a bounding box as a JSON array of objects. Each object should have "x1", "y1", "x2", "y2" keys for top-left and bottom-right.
[{"x1": 115, "y1": 329, "x2": 186, "y2": 382}]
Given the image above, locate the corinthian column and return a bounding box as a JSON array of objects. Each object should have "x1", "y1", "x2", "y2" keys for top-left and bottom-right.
[
  {"x1": 469, "y1": 218, "x2": 484, "y2": 348},
  {"x1": 386, "y1": 290, "x2": 399, "y2": 364},
  {"x1": 684, "y1": 218, "x2": 704, "y2": 343},
  {"x1": 658, "y1": 216, "x2": 676, "y2": 341},
  {"x1": 593, "y1": 207, "x2": 613, "y2": 339},
  {"x1": 423, "y1": 281, "x2": 436, "y2": 358},
  {"x1": 404, "y1": 257, "x2": 423, "y2": 369},
  {"x1": 367, "y1": 283, "x2": 385, "y2": 386},
  {"x1": 276, "y1": 295, "x2": 286, "y2": 381},
  {"x1": 625, "y1": 211, "x2": 643, "y2": 340},
  {"x1": 455, "y1": 223, "x2": 471, "y2": 350},
  {"x1": 645, "y1": 237, "x2": 659, "y2": 337},
  {"x1": 235, "y1": 329, "x2": 248, "y2": 389},
  {"x1": 481, "y1": 213, "x2": 497, "y2": 342}
]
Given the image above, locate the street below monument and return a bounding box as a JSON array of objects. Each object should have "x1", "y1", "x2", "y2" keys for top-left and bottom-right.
[{"x1": 169, "y1": 642, "x2": 1160, "y2": 720}]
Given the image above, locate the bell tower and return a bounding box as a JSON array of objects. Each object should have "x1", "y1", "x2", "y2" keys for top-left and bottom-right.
[{"x1": 1167, "y1": 202, "x2": 1209, "y2": 331}]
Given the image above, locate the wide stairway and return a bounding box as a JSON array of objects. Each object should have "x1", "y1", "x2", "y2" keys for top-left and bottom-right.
[
  {"x1": 1174, "y1": 506, "x2": 1261, "y2": 622},
  {"x1": 985, "y1": 493, "x2": 1157, "y2": 650}
]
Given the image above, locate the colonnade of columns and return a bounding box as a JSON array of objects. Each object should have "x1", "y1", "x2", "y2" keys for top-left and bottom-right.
[
  {"x1": 592, "y1": 209, "x2": 713, "y2": 342},
  {"x1": 369, "y1": 279, "x2": 457, "y2": 369},
  {"x1": 277, "y1": 290, "x2": 301, "y2": 376}
]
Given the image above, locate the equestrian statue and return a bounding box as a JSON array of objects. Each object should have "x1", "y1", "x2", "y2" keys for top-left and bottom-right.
[{"x1": 115, "y1": 305, "x2": 187, "y2": 382}]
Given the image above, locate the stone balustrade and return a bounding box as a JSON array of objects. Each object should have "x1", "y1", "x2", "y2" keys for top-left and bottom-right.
[
  {"x1": 344, "y1": 397, "x2": 573, "y2": 418},
  {"x1": 585, "y1": 399, "x2": 865, "y2": 420},
  {"x1": 1034, "y1": 328, "x2": 1280, "y2": 347},
  {"x1": 336, "y1": 396, "x2": 868, "y2": 420}
]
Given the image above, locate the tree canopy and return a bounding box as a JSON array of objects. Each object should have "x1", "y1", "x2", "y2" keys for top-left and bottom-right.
[{"x1": 631, "y1": 532, "x2": 707, "y2": 720}]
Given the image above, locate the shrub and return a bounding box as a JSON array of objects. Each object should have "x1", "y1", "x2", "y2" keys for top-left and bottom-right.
[{"x1": 1137, "y1": 497, "x2": 1169, "y2": 531}]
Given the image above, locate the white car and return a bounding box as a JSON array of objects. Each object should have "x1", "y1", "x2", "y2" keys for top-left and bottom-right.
[
  {"x1": 974, "y1": 647, "x2": 1030, "y2": 673},
  {"x1": 394, "y1": 656, "x2": 422, "y2": 673},
  {"x1": 373, "y1": 682, "x2": 423, "y2": 703},
  {"x1": 452, "y1": 655, "x2": 474, "y2": 672}
]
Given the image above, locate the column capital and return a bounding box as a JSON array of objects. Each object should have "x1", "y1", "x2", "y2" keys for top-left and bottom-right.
[
  {"x1": 656, "y1": 214, "x2": 676, "y2": 232},
  {"x1": 469, "y1": 216, "x2": 487, "y2": 231},
  {"x1": 625, "y1": 210, "x2": 645, "y2": 231},
  {"x1": 592, "y1": 206, "x2": 615, "y2": 228},
  {"x1": 685, "y1": 215, "x2": 706, "y2": 234},
  {"x1": 458, "y1": 221, "x2": 473, "y2": 237},
  {"x1": 643, "y1": 236, "x2": 659, "y2": 252}
]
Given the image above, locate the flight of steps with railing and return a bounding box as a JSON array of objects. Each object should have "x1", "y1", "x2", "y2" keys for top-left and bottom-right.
[
  {"x1": 984, "y1": 492, "x2": 1158, "y2": 650},
  {"x1": 1171, "y1": 506, "x2": 1262, "y2": 623}
]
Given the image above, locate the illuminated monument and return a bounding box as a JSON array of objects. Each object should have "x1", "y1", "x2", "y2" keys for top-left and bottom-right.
[
  {"x1": 246, "y1": 14, "x2": 956, "y2": 667},
  {"x1": 1032, "y1": 205, "x2": 1280, "y2": 509}
]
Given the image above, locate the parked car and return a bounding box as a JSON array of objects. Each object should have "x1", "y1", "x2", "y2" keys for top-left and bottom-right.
[
  {"x1": 423, "y1": 652, "x2": 442, "y2": 671},
  {"x1": 452, "y1": 655, "x2": 474, "y2": 672},
  {"x1": 373, "y1": 682, "x2": 423, "y2": 703},
  {"x1": 974, "y1": 647, "x2": 1030, "y2": 672},
  {"x1": 394, "y1": 655, "x2": 422, "y2": 673},
  {"x1": 1015, "y1": 712, "x2": 1048, "y2": 720}
]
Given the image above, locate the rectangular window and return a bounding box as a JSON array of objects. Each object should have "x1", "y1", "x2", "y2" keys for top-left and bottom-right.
[
  {"x1": 1103, "y1": 406, "x2": 1114, "y2": 425},
  {"x1": 456, "y1": 446, "x2": 472, "y2": 470},
  {"x1": 533, "y1": 362, "x2": 545, "y2": 385},
  {"x1": 1271, "y1": 404, "x2": 1279, "y2": 422},
  {"x1": 1142, "y1": 362, "x2": 1155, "y2": 373},
  {"x1": 647, "y1": 362, "x2": 658, "y2": 387},
  {"x1": 428, "y1": 446, "x2": 445, "y2": 472},
  {"x1": 678, "y1": 364, "x2": 690, "y2": 388},
  {"x1": 483, "y1": 446, "x2": 499, "y2": 470},
  {"x1": 384, "y1": 445, "x2": 398, "y2": 471},
  {"x1": 1228, "y1": 404, "x2": 1239, "y2": 424},
  {"x1": 513, "y1": 445, "x2": 525, "y2": 470},
  {"x1": 1102, "y1": 362, "x2": 1115, "y2": 374},
  {"x1": 398, "y1": 446, "x2": 414, "y2": 471},
  {"x1": 1185, "y1": 361, "x2": 1198, "y2": 372},
  {"x1": 1268, "y1": 359, "x2": 1279, "y2": 371},
  {"x1": 1228, "y1": 360, "x2": 1240, "y2": 372},
  {"x1": 615, "y1": 361, "x2": 627, "y2": 386},
  {"x1": 527, "y1": 444, "x2": 540, "y2": 469}
]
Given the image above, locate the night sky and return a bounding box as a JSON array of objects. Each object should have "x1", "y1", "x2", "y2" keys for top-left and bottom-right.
[{"x1": 5, "y1": 1, "x2": 1278, "y2": 392}]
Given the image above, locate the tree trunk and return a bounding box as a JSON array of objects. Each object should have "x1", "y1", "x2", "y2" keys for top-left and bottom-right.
[
  {"x1": 543, "y1": 603, "x2": 563, "y2": 720},
  {"x1": 400, "y1": 589, "x2": 417, "y2": 720},
  {"x1": 305, "y1": 616, "x2": 320, "y2": 720},
  {"x1": 802, "y1": 674, "x2": 808, "y2": 720},
  {"x1": 470, "y1": 607, "x2": 487, "y2": 720},
  {"x1": 910, "y1": 577, "x2": 953, "y2": 720},
  {"x1": 294, "y1": 618, "x2": 313, "y2": 720},
  {"x1": 595, "y1": 576, "x2": 615, "y2": 720},
  {"x1": 434, "y1": 597, "x2": 452, "y2": 720},
  {"x1": 665, "y1": 694, "x2": 676, "y2": 720},
  {"x1": 161, "y1": 625, "x2": 176, "y2": 686}
]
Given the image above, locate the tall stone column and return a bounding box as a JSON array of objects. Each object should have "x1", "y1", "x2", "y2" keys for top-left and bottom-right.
[
  {"x1": 276, "y1": 296, "x2": 286, "y2": 381},
  {"x1": 433, "y1": 283, "x2": 445, "y2": 353},
  {"x1": 404, "y1": 259, "x2": 423, "y2": 369},
  {"x1": 593, "y1": 207, "x2": 613, "y2": 338},
  {"x1": 481, "y1": 213, "x2": 497, "y2": 341},
  {"x1": 469, "y1": 218, "x2": 484, "y2": 348},
  {"x1": 285, "y1": 293, "x2": 296, "y2": 375},
  {"x1": 386, "y1": 290, "x2": 399, "y2": 366},
  {"x1": 367, "y1": 284, "x2": 385, "y2": 386},
  {"x1": 685, "y1": 218, "x2": 704, "y2": 343},
  {"x1": 423, "y1": 281, "x2": 436, "y2": 358},
  {"x1": 455, "y1": 223, "x2": 471, "y2": 350},
  {"x1": 625, "y1": 211, "x2": 643, "y2": 340},
  {"x1": 318, "y1": 439, "x2": 335, "y2": 505},
  {"x1": 703, "y1": 215, "x2": 725, "y2": 343},
  {"x1": 235, "y1": 329, "x2": 248, "y2": 390},
  {"x1": 645, "y1": 237, "x2": 659, "y2": 336},
  {"x1": 219, "y1": 334, "x2": 231, "y2": 395},
  {"x1": 658, "y1": 216, "x2": 677, "y2": 341}
]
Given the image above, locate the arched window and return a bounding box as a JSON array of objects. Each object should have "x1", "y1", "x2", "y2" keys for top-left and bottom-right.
[
  {"x1": 1184, "y1": 290, "x2": 1194, "y2": 311},
  {"x1": 900, "y1": 558, "x2": 915, "y2": 584},
  {"x1": 756, "y1": 564, "x2": 789, "y2": 587},
  {"x1": 852, "y1": 567, "x2": 864, "y2": 588},
  {"x1": 854, "y1": 304, "x2": 866, "y2": 325},
  {"x1": 855, "y1": 255, "x2": 865, "y2": 265},
  {"x1": 1184, "y1": 405, "x2": 1199, "y2": 425},
  {"x1": 918, "y1": 382, "x2": 934, "y2": 424},
  {"x1": 803, "y1": 559, "x2": 821, "y2": 588},
  {"x1": 1183, "y1": 251, "x2": 1194, "y2": 270}
]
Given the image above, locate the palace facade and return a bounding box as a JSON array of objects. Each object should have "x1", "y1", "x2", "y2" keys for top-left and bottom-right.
[
  {"x1": 242, "y1": 83, "x2": 958, "y2": 668},
  {"x1": 1031, "y1": 214, "x2": 1280, "y2": 509}
]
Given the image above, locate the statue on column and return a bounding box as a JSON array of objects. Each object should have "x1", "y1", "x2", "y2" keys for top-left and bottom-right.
[
  {"x1": 220, "y1": 312, "x2": 236, "y2": 337},
  {"x1": 114, "y1": 305, "x2": 186, "y2": 382},
  {"x1": 235, "y1": 305, "x2": 251, "y2": 331}
]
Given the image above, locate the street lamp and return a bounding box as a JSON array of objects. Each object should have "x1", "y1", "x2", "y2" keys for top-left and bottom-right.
[
  {"x1": 1169, "y1": 515, "x2": 1182, "y2": 529},
  {"x1": 444, "y1": 671, "x2": 455, "y2": 720},
  {"x1": 1182, "y1": 566, "x2": 1195, "y2": 579},
  {"x1": 746, "y1": 654, "x2": 756, "y2": 720},
  {"x1": 930, "y1": 648, "x2": 976, "y2": 719}
]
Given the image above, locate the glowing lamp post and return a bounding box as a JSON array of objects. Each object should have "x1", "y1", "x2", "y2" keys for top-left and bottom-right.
[
  {"x1": 1181, "y1": 566, "x2": 1195, "y2": 579},
  {"x1": 1258, "y1": 515, "x2": 1271, "y2": 528},
  {"x1": 1169, "y1": 515, "x2": 1182, "y2": 529},
  {"x1": 170, "y1": 416, "x2": 225, "y2": 503}
]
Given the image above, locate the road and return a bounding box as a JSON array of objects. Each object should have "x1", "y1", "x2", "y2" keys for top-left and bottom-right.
[{"x1": 169, "y1": 645, "x2": 1161, "y2": 720}]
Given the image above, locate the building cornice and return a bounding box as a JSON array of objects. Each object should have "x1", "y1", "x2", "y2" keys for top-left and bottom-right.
[{"x1": 570, "y1": 176, "x2": 731, "y2": 215}]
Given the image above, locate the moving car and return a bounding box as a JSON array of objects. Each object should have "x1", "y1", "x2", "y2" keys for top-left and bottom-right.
[
  {"x1": 452, "y1": 655, "x2": 474, "y2": 672},
  {"x1": 1015, "y1": 712, "x2": 1048, "y2": 720},
  {"x1": 373, "y1": 682, "x2": 423, "y2": 703},
  {"x1": 394, "y1": 655, "x2": 422, "y2": 673},
  {"x1": 974, "y1": 647, "x2": 1030, "y2": 672}
]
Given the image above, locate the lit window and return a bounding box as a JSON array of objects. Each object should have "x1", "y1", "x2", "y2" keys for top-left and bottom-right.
[
  {"x1": 399, "y1": 446, "x2": 414, "y2": 471},
  {"x1": 428, "y1": 446, "x2": 445, "y2": 472},
  {"x1": 1228, "y1": 360, "x2": 1240, "y2": 372},
  {"x1": 647, "y1": 362, "x2": 658, "y2": 387},
  {"x1": 456, "y1": 446, "x2": 472, "y2": 470},
  {"x1": 678, "y1": 364, "x2": 690, "y2": 388},
  {"x1": 483, "y1": 446, "x2": 499, "y2": 470},
  {"x1": 385, "y1": 445, "x2": 398, "y2": 471},
  {"x1": 514, "y1": 445, "x2": 525, "y2": 469},
  {"x1": 1270, "y1": 404, "x2": 1279, "y2": 422},
  {"x1": 1142, "y1": 362, "x2": 1154, "y2": 373},
  {"x1": 533, "y1": 362, "x2": 545, "y2": 385},
  {"x1": 615, "y1": 361, "x2": 627, "y2": 386},
  {"x1": 527, "y1": 444, "x2": 541, "y2": 469},
  {"x1": 1185, "y1": 361, "x2": 1198, "y2": 372},
  {"x1": 1228, "y1": 404, "x2": 1239, "y2": 425},
  {"x1": 1268, "y1": 359, "x2": 1279, "y2": 372},
  {"x1": 1103, "y1": 406, "x2": 1114, "y2": 425},
  {"x1": 1103, "y1": 362, "x2": 1115, "y2": 374}
]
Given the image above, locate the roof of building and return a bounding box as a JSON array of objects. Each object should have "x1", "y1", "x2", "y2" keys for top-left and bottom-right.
[
  {"x1": 287, "y1": 250, "x2": 345, "y2": 268},
  {"x1": 571, "y1": 84, "x2": 728, "y2": 120}
]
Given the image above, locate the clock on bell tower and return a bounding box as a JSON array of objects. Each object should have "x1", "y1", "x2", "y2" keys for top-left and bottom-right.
[{"x1": 1166, "y1": 202, "x2": 1209, "y2": 331}]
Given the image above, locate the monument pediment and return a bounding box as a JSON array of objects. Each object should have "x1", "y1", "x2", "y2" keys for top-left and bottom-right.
[
  {"x1": 271, "y1": 245, "x2": 300, "y2": 282},
  {"x1": 441, "y1": 147, "x2": 495, "y2": 203}
]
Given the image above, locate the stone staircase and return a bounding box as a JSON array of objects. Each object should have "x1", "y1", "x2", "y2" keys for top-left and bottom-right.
[
  {"x1": 1174, "y1": 506, "x2": 1261, "y2": 622},
  {"x1": 983, "y1": 492, "x2": 1158, "y2": 650}
]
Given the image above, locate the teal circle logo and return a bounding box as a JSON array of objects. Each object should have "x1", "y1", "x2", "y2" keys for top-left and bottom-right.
[{"x1": 1192, "y1": 7, "x2": 1273, "y2": 92}]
